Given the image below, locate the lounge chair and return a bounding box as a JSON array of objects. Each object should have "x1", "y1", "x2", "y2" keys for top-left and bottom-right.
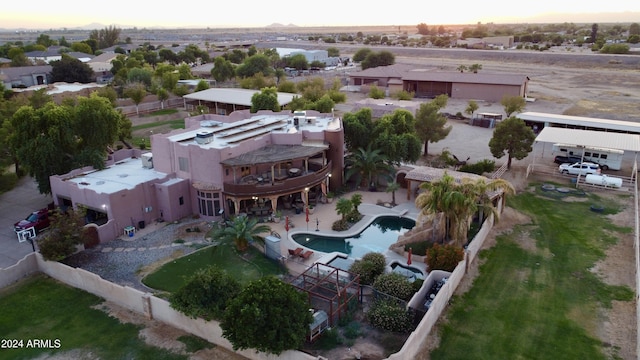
[
  {"x1": 300, "y1": 250, "x2": 314, "y2": 259},
  {"x1": 288, "y1": 248, "x2": 303, "y2": 257}
]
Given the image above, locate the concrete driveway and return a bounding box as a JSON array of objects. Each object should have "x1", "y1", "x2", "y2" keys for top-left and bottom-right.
[{"x1": 0, "y1": 176, "x2": 52, "y2": 268}]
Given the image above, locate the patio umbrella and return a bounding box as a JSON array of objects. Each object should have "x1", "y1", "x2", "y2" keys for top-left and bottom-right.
[
  {"x1": 407, "y1": 247, "x2": 412, "y2": 265},
  {"x1": 305, "y1": 206, "x2": 309, "y2": 230},
  {"x1": 285, "y1": 216, "x2": 289, "y2": 233}
]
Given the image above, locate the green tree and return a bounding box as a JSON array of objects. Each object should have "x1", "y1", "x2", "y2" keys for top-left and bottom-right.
[
  {"x1": 327, "y1": 47, "x2": 340, "y2": 57},
  {"x1": 250, "y1": 87, "x2": 280, "y2": 113},
  {"x1": 286, "y1": 53, "x2": 309, "y2": 70},
  {"x1": 170, "y1": 266, "x2": 241, "y2": 321},
  {"x1": 468, "y1": 64, "x2": 482, "y2": 73},
  {"x1": 351, "y1": 193, "x2": 363, "y2": 213},
  {"x1": 629, "y1": 23, "x2": 640, "y2": 36},
  {"x1": 36, "y1": 34, "x2": 55, "y2": 47},
  {"x1": 89, "y1": 25, "x2": 121, "y2": 49},
  {"x1": 236, "y1": 54, "x2": 272, "y2": 78},
  {"x1": 38, "y1": 208, "x2": 87, "y2": 261},
  {"x1": 352, "y1": 48, "x2": 372, "y2": 62},
  {"x1": 156, "y1": 88, "x2": 169, "y2": 109},
  {"x1": 500, "y1": 95, "x2": 526, "y2": 117},
  {"x1": 195, "y1": 80, "x2": 210, "y2": 92},
  {"x1": 126, "y1": 67, "x2": 153, "y2": 87},
  {"x1": 372, "y1": 109, "x2": 422, "y2": 164},
  {"x1": 465, "y1": 100, "x2": 479, "y2": 118},
  {"x1": 590, "y1": 23, "x2": 599, "y2": 43},
  {"x1": 123, "y1": 83, "x2": 147, "y2": 116},
  {"x1": 50, "y1": 54, "x2": 94, "y2": 83},
  {"x1": 488, "y1": 117, "x2": 535, "y2": 169},
  {"x1": 415, "y1": 95, "x2": 452, "y2": 156},
  {"x1": 221, "y1": 277, "x2": 312, "y2": 355},
  {"x1": 70, "y1": 42, "x2": 93, "y2": 54},
  {"x1": 417, "y1": 23, "x2": 429, "y2": 35},
  {"x1": 361, "y1": 51, "x2": 395, "y2": 70},
  {"x1": 28, "y1": 88, "x2": 53, "y2": 109},
  {"x1": 211, "y1": 57, "x2": 235, "y2": 83},
  {"x1": 212, "y1": 215, "x2": 270, "y2": 251},
  {"x1": 308, "y1": 94, "x2": 335, "y2": 113},
  {"x1": 349, "y1": 252, "x2": 386, "y2": 285},
  {"x1": 342, "y1": 108, "x2": 373, "y2": 151},
  {"x1": 11, "y1": 94, "x2": 123, "y2": 194}
]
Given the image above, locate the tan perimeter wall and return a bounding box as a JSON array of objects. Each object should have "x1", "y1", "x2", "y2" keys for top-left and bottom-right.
[{"x1": 1, "y1": 215, "x2": 497, "y2": 360}]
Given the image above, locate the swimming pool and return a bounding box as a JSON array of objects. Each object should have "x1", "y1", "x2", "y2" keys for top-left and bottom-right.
[{"x1": 292, "y1": 216, "x2": 415, "y2": 259}]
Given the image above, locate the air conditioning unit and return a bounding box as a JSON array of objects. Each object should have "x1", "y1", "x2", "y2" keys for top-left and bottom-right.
[
  {"x1": 195, "y1": 131, "x2": 214, "y2": 144},
  {"x1": 141, "y1": 153, "x2": 153, "y2": 169}
]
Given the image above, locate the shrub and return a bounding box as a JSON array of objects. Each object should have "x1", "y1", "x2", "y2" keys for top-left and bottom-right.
[
  {"x1": 170, "y1": 265, "x2": 241, "y2": 321},
  {"x1": 393, "y1": 90, "x2": 414, "y2": 100},
  {"x1": 367, "y1": 300, "x2": 412, "y2": 333},
  {"x1": 373, "y1": 272, "x2": 415, "y2": 301},
  {"x1": 368, "y1": 85, "x2": 385, "y2": 99},
  {"x1": 405, "y1": 241, "x2": 433, "y2": 256},
  {"x1": 349, "y1": 252, "x2": 386, "y2": 285},
  {"x1": 426, "y1": 243, "x2": 465, "y2": 272},
  {"x1": 458, "y1": 159, "x2": 496, "y2": 175},
  {"x1": 332, "y1": 219, "x2": 350, "y2": 231}
]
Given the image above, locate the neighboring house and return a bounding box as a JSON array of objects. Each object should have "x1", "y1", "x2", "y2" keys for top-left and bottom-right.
[
  {"x1": 49, "y1": 109, "x2": 345, "y2": 243},
  {"x1": 0, "y1": 57, "x2": 11, "y2": 67},
  {"x1": 0, "y1": 65, "x2": 52, "y2": 88},
  {"x1": 24, "y1": 50, "x2": 62, "y2": 64},
  {"x1": 275, "y1": 48, "x2": 331, "y2": 65},
  {"x1": 101, "y1": 44, "x2": 140, "y2": 54},
  {"x1": 87, "y1": 53, "x2": 118, "y2": 84},
  {"x1": 182, "y1": 88, "x2": 296, "y2": 115},
  {"x1": 65, "y1": 51, "x2": 94, "y2": 63},
  {"x1": 349, "y1": 64, "x2": 529, "y2": 102}
]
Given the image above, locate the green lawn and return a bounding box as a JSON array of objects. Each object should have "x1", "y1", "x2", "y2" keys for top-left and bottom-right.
[
  {"x1": 0, "y1": 275, "x2": 193, "y2": 360},
  {"x1": 430, "y1": 186, "x2": 634, "y2": 360},
  {"x1": 142, "y1": 242, "x2": 287, "y2": 293}
]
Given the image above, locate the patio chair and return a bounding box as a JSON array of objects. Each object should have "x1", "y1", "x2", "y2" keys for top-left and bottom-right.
[
  {"x1": 288, "y1": 247, "x2": 303, "y2": 257},
  {"x1": 300, "y1": 250, "x2": 314, "y2": 260}
]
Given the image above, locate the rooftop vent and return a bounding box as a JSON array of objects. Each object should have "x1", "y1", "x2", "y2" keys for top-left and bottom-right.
[{"x1": 195, "y1": 131, "x2": 214, "y2": 145}]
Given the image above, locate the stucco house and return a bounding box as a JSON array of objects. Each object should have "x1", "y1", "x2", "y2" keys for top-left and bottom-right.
[
  {"x1": 0, "y1": 65, "x2": 52, "y2": 88},
  {"x1": 50, "y1": 109, "x2": 344, "y2": 243}
]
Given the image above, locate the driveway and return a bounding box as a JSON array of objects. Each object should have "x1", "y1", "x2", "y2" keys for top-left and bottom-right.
[{"x1": 0, "y1": 176, "x2": 52, "y2": 268}]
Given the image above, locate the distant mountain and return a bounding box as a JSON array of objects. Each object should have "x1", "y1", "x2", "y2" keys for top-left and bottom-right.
[{"x1": 266, "y1": 23, "x2": 298, "y2": 28}]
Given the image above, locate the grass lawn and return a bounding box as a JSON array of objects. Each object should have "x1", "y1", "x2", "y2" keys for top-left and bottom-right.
[
  {"x1": 142, "y1": 241, "x2": 287, "y2": 293},
  {"x1": 0, "y1": 275, "x2": 193, "y2": 360},
  {"x1": 430, "y1": 185, "x2": 634, "y2": 360}
]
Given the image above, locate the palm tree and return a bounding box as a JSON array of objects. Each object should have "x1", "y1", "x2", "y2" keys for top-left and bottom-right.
[
  {"x1": 335, "y1": 198, "x2": 353, "y2": 221},
  {"x1": 456, "y1": 65, "x2": 467, "y2": 73},
  {"x1": 350, "y1": 193, "x2": 363, "y2": 213},
  {"x1": 463, "y1": 177, "x2": 515, "y2": 225},
  {"x1": 416, "y1": 173, "x2": 515, "y2": 247},
  {"x1": 212, "y1": 216, "x2": 271, "y2": 252},
  {"x1": 385, "y1": 181, "x2": 400, "y2": 206},
  {"x1": 345, "y1": 145, "x2": 395, "y2": 190}
]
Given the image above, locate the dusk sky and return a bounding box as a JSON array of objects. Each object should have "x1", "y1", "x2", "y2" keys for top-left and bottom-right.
[{"x1": 2, "y1": 1, "x2": 639, "y2": 29}]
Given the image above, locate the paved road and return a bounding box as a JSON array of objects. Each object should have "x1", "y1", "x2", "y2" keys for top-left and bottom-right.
[{"x1": 0, "y1": 176, "x2": 52, "y2": 268}]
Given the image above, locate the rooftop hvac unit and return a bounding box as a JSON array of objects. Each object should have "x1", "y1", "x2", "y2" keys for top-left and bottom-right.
[
  {"x1": 195, "y1": 131, "x2": 214, "y2": 144},
  {"x1": 141, "y1": 153, "x2": 153, "y2": 169}
]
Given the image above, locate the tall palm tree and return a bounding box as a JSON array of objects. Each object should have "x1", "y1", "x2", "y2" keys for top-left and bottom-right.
[
  {"x1": 385, "y1": 181, "x2": 400, "y2": 205},
  {"x1": 213, "y1": 216, "x2": 271, "y2": 252},
  {"x1": 415, "y1": 173, "x2": 514, "y2": 247},
  {"x1": 345, "y1": 145, "x2": 395, "y2": 190}
]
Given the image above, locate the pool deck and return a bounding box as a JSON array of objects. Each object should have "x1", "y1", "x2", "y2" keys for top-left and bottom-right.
[{"x1": 274, "y1": 187, "x2": 427, "y2": 277}]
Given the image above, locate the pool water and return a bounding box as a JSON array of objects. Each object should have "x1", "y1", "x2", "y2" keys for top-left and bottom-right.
[{"x1": 292, "y1": 216, "x2": 415, "y2": 259}]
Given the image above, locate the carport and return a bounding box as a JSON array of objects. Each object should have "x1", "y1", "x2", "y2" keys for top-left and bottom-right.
[{"x1": 528, "y1": 127, "x2": 640, "y2": 182}]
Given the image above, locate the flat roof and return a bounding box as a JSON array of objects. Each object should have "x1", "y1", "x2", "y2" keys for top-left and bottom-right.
[
  {"x1": 534, "y1": 127, "x2": 640, "y2": 152},
  {"x1": 519, "y1": 112, "x2": 640, "y2": 133},
  {"x1": 67, "y1": 157, "x2": 168, "y2": 194},
  {"x1": 167, "y1": 113, "x2": 339, "y2": 149},
  {"x1": 183, "y1": 88, "x2": 296, "y2": 106}
]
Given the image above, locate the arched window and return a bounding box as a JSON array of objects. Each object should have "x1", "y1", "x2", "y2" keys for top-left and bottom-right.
[{"x1": 197, "y1": 190, "x2": 221, "y2": 217}]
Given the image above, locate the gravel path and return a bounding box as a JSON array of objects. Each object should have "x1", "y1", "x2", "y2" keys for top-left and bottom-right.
[{"x1": 63, "y1": 218, "x2": 210, "y2": 292}]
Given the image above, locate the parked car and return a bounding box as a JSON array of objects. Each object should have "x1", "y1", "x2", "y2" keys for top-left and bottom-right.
[
  {"x1": 553, "y1": 155, "x2": 583, "y2": 165},
  {"x1": 14, "y1": 208, "x2": 52, "y2": 234},
  {"x1": 558, "y1": 162, "x2": 601, "y2": 176}
]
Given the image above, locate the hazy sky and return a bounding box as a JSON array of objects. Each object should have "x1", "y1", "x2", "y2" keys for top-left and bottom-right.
[{"x1": 2, "y1": 1, "x2": 639, "y2": 29}]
